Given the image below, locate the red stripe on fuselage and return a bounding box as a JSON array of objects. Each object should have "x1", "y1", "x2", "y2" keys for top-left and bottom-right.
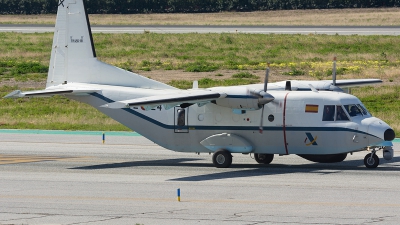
[{"x1": 283, "y1": 92, "x2": 289, "y2": 155}]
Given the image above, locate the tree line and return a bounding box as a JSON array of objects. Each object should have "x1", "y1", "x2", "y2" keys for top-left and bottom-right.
[{"x1": 1, "y1": 0, "x2": 399, "y2": 14}]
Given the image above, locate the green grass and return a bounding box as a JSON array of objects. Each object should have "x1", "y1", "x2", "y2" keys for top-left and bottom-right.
[
  {"x1": 353, "y1": 86, "x2": 400, "y2": 134},
  {"x1": 0, "y1": 58, "x2": 48, "y2": 81},
  {"x1": 0, "y1": 86, "x2": 130, "y2": 131},
  {"x1": 232, "y1": 71, "x2": 259, "y2": 79},
  {"x1": 2, "y1": 32, "x2": 400, "y2": 79}
]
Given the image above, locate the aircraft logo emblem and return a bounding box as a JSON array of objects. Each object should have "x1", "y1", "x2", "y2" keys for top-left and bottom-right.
[{"x1": 305, "y1": 132, "x2": 318, "y2": 146}]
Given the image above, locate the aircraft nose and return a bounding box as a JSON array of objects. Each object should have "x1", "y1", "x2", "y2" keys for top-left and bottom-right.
[{"x1": 384, "y1": 129, "x2": 395, "y2": 141}]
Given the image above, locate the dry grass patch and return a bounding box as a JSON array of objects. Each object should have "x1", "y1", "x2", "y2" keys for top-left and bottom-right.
[{"x1": 2, "y1": 8, "x2": 400, "y2": 26}]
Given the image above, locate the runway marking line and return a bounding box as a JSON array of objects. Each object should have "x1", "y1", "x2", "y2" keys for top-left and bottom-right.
[
  {"x1": 0, "y1": 140, "x2": 158, "y2": 147},
  {"x1": 0, "y1": 154, "x2": 85, "y2": 165}
]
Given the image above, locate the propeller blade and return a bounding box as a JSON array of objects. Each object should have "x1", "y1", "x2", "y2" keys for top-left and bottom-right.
[
  {"x1": 264, "y1": 63, "x2": 270, "y2": 92},
  {"x1": 259, "y1": 105, "x2": 265, "y2": 134},
  {"x1": 332, "y1": 56, "x2": 337, "y2": 86}
]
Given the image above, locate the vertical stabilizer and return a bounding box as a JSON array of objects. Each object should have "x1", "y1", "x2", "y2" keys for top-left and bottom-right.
[
  {"x1": 48, "y1": 0, "x2": 95, "y2": 86},
  {"x1": 47, "y1": 0, "x2": 175, "y2": 90}
]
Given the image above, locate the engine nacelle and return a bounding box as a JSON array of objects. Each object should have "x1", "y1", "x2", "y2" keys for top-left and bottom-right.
[
  {"x1": 215, "y1": 97, "x2": 260, "y2": 110},
  {"x1": 383, "y1": 146, "x2": 394, "y2": 161},
  {"x1": 213, "y1": 87, "x2": 262, "y2": 110}
]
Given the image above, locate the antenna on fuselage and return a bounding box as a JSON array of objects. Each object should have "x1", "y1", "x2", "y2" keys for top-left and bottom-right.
[{"x1": 285, "y1": 81, "x2": 292, "y2": 91}]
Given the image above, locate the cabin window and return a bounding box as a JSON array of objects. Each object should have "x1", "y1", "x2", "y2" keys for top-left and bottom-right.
[
  {"x1": 177, "y1": 109, "x2": 186, "y2": 126},
  {"x1": 336, "y1": 105, "x2": 349, "y2": 121},
  {"x1": 322, "y1": 105, "x2": 335, "y2": 121}
]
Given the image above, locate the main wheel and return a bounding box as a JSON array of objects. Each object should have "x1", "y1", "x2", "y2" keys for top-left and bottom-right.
[
  {"x1": 364, "y1": 153, "x2": 379, "y2": 168},
  {"x1": 254, "y1": 153, "x2": 274, "y2": 164},
  {"x1": 212, "y1": 149, "x2": 232, "y2": 168}
]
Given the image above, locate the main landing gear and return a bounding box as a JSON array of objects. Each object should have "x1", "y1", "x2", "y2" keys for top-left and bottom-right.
[
  {"x1": 212, "y1": 149, "x2": 232, "y2": 168},
  {"x1": 212, "y1": 150, "x2": 275, "y2": 168},
  {"x1": 254, "y1": 153, "x2": 274, "y2": 164}
]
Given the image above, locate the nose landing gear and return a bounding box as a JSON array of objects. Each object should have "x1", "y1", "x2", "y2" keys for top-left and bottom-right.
[
  {"x1": 364, "y1": 151, "x2": 379, "y2": 168},
  {"x1": 363, "y1": 146, "x2": 393, "y2": 169}
]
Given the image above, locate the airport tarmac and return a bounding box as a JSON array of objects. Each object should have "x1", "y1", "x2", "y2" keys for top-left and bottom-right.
[{"x1": 0, "y1": 131, "x2": 400, "y2": 225}]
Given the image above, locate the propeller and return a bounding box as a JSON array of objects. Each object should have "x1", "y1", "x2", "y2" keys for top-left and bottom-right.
[{"x1": 258, "y1": 63, "x2": 274, "y2": 134}]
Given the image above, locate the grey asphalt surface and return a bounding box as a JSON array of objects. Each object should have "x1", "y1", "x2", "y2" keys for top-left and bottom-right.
[
  {"x1": 0, "y1": 132, "x2": 400, "y2": 224},
  {"x1": 1, "y1": 24, "x2": 400, "y2": 35}
]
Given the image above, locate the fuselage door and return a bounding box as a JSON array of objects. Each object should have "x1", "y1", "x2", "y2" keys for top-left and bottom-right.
[{"x1": 174, "y1": 107, "x2": 189, "y2": 133}]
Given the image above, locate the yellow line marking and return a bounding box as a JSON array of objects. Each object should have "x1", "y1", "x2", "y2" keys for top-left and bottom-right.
[
  {"x1": 0, "y1": 140, "x2": 157, "y2": 147},
  {"x1": 0, "y1": 154, "x2": 86, "y2": 165}
]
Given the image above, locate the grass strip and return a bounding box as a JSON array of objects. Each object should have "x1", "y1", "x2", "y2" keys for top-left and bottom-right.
[{"x1": 1, "y1": 33, "x2": 400, "y2": 81}]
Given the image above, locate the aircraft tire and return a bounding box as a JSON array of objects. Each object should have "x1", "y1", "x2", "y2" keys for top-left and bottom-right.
[
  {"x1": 254, "y1": 153, "x2": 274, "y2": 164},
  {"x1": 212, "y1": 149, "x2": 232, "y2": 168},
  {"x1": 364, "y1": 153, "x2": 379, "y2": 168}
]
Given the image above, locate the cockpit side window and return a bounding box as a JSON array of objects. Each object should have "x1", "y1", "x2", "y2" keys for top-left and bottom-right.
[
  {"x1": 357, "y1": 104, "x2": 371, "y2": 116},
  {"x1": 336, "y1": 105, "x2": 349, "y2": 121},
  {"x1": 344, "y1": 104, "x2": 363, "y2": 117},
  {"x1": 322, "y1": 105, "x2": 335, "y2": 121}
]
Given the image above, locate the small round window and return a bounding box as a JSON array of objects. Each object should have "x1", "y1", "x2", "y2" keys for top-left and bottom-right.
[{"x1": 268, "y1": 114, "x2": 274, "y2": 122}]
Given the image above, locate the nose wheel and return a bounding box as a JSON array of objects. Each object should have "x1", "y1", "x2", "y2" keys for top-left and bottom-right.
[{"x1": 364, "y1": 151, "x2": 379, "y2": 168}]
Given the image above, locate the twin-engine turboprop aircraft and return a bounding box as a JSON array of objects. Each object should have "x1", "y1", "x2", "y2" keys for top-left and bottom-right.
[{"x1": 5, "y1": 0, "x2": 395, "y2": 168}]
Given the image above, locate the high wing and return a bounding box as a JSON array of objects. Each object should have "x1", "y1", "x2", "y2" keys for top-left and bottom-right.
[
  {"x1": 263, "y1": 78, "x2": 382, "y2": 92},
  {"x1": 330, "y1": 79, "x2": 382, "y2": 88},
  {"x1": 102, "y1": 89, "x2": 226, "y2": 110},
  {"x1": 4, "y1": 87, "x2": 99, "y2": 98}
]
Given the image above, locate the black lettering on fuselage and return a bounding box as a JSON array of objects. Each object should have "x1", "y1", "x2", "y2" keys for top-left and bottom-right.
[{"x1": 70, "y1": 36, "x2": 84, "y2": 43}]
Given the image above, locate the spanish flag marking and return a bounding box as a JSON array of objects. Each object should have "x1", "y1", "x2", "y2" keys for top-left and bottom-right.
[{"x1": 305, "y1": 104, "x2": 318, "y2": 113}]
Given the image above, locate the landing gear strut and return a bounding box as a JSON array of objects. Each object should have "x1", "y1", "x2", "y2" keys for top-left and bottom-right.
[
  {"x1": 364, "y1": 150, "x2": 379, "y2": 168},
  {"x1": 212, "y1": 149, "x2": 232, "y2": 168}
]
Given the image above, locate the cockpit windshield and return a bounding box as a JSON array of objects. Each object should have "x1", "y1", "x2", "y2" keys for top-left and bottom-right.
[{"x1": 343, "y1": 104, "x2": 371, "y2": 117}]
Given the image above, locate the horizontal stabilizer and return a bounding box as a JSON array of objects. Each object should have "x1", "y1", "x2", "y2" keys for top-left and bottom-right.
[
  {"x1": 102, "y1": 90, "x2": 226, "y2": 109},
  {"x1": 4, "y1": 88, "x2": 99, "y2": 98}
]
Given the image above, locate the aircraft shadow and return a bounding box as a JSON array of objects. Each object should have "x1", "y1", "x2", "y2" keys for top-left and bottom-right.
[
  {"x1": 70, "y1": 155, "x2": 400, "y2": 181},
  {"x1": 170, "y1": 156, "x2": 400, "y2": 181},
  {"x1": 70, "y1": 158, "x2": 208, "y2": 170}
]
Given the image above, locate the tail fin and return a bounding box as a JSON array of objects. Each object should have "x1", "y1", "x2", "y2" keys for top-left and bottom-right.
[{"x1": 47, "y1": 0, "x2": 174, "y2": 90}]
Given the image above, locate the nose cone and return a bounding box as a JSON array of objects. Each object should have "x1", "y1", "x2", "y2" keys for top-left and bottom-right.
[
  {"x1": 384, "y1": 129, "x2": 395, "y2": 141},
  {"x1": 362, "y1": 117, "x2": 394, "y2": 145}
]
